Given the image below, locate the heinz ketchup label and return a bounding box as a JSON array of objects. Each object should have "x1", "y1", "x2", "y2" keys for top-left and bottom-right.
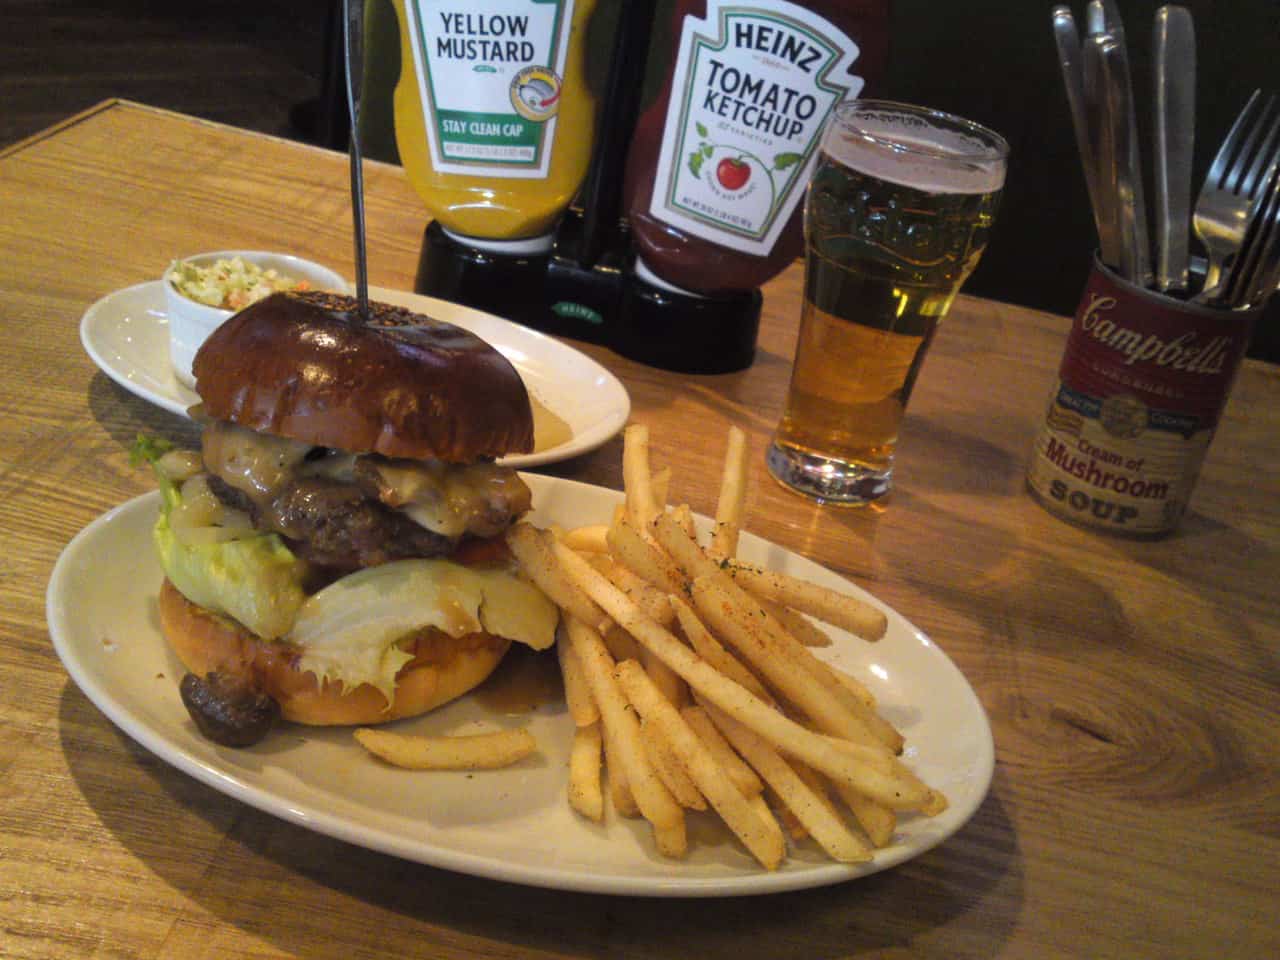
[
  {"x1": 647, "y1": 0, "x2": 862, "y2": 256},
  {"x1": 1026, "y1": 261, "x2": 1258, "y2": 537}
]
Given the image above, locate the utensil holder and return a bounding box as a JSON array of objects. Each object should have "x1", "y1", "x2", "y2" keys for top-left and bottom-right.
[{"x1": 1026, "y1": 256, "x2": 1259, "y2": 537}]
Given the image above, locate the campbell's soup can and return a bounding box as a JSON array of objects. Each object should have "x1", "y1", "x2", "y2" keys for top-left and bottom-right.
[{"x1": 1026, "y1": 258, "x2": 1259, "y2": 537}]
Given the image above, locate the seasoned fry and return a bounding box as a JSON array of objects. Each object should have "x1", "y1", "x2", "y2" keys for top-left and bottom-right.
[
  {"x1": 704, "y1": 704, "x2": 872, "y2": 862},
  {"x1": 642, "y1": 722, "x2": 706, "y2": 810},
  {"x1": 602, "y1": 560, "x2": 676, "y2": 626},
  {"x1": 507, "y1": 523, "x2": 611, "y2": 633},
  {"x1": 653, "y1": 513, "x2": 904, "y2": 753},
  {"x1": 601, "y1": 624, "x2": 644, "y2": 663},
  {"x1": 615, "y1": 660, "x2": 785, "y2": 870},
  {"x1": 600, "y1": 722, "x2": 638, "y2": 817},
  {"x1": 757, "y1": 611, "x2": 904, "y2": 753},
  {"x1": 354, "y1": 727, "x2": 537, "y2": 770},
  {"x1": 623, "y1": 424, "x2": 658, "y2": 529},
  {"x1": 710, "y1": 425, "x2": 748, "y2": 558},
  {"x1": 722, "y1": 559, "x2": 888, "y2": 642},
  {"x1": 568, "y1": 723, "x2": 605, "y2": 822},
  {"x1": 557, "y1": 628, "x2": 598, "y2": 727},
  {"x1": 562, "y1": 524, "x2": 610, "y2": 553},
  {"x1": 831, "y1": 781, "x2": 897, "y2": 848},
  {"x1": 599, "y1": 558, "x2": 686, "y2": 705},
  {"x1": 564, "y1": 616, "x2": 687, "y2": 856},
  {"x1": 826, "y1": 661, "x2": 878, "y2": 710},
  {"x1": 760, "y1": 599, "x2": 833, "y2": 648},
  {"x1": 681, "y1": 704, "x2": 764, "y2": 796},
  {"x1": 642, "y1": 645, "x2": 686, "y2": 707},
  {"x1": 747, "y1": 791, "x2": 787, "y2": 854},
  {"x1": 546, "y1": 537, "x2": 930, "y2": 810},
  {"x1": 671, "y1": 503, "x2": 697, "y2": 539},
  {"x1": 650, "y1": 465, "x2": 672, "y2": 512},
  {"x1": 607, "y1": 513, "x2": 685, "y2": 594},
  {"x1": 670, "y1": 593, "x2": 775, "y2": 705},
  {"x1": 689, "y1": 574, "x2": 890, "y2": 751}
]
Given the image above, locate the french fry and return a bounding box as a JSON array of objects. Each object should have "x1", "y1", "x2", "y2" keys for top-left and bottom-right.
[
  {"x1": 722, "y1": 560, "x2": 889, "y2": 642},
  {"x1": 602, "y1": 624, "x2": 644, "y2": 663},
  {"x1": 760, "y1": 599, "x2": 833, "y2": 648},
  {"x1": 557, "y1": 629, "x2": 598, "y2": 727},
  {"x1": 650, "y1": 465, "x2": 672, "y2": 512},
  {"x1": 681, "y1": 704, "x2": 764, "y2": 796},
  {"x1": 671, "y1": 502, "x2": 697, "y2": 539},
  {"x1": 831, "y1": 781, "x2": 897, "y2": 848},
  {"x1": 601, "y1": 563, "x2": 685, "y2": 704},
  {"x1": 354, "y1": 727, "x2": 537, "y2": 770},
  {"x1": 615, "y1": 660, "x2": 785, "y2": 870},
  {"x1": 562, "y1": 524, "x2": 610, "y2": 553},
  {"x1": 642, "y1": 645, "x2": 687, "y2": 708},
  {"x1": 596, "y1": 558, "x2": 685, "y2": 704},
  {"x1": 568, "y1": 722, "x2": 605, "y2": 822},
  {"x1": 602, "y1": 560, "x2": 676, "y2": 626},
  {"x1": 507, "y1": 523, "x2": 611, "y2": 634},
  {"x1": 564, "y1": 616, "x2": 687, "y2": 856},
  {"x1": 704, "y1": 704, "x2": 872, "y2": 862},
  {"x1": 710, "y1": 425, "x2": 748, "y2": 558},
  {"x1": 623, "y1": 424, "x2": 658, "y2": 529},
  {"x1": 757, "y1": 612, "x2": 905, "y2": 753},
  {"x1": 653, "y1": 512, "x2": 904, "y2": 753},
  {"x1": 547, "y1": 536, "x2": 932, "y2": 811},
  {"x1": 601, "y1": 722, "x2": 638, "y2": 817},
  {"x1": 642, "y1": 722, "x2": 706, "y2": 810},
  {"x1": 689, "y1": 574, "x2": 891, "y2": 751},
  {"x1": 669, "y1": 593, "x2": 775, "y2": 705},
  {"x1": 747, "y1": 792, "x2": 787, "y2": 855},
  {"x1": 826, "y1": 662, "x2": 878, "y2": 710},
  {"x1": 607, "y1": 513, "x2": 685, "y2": 594}
]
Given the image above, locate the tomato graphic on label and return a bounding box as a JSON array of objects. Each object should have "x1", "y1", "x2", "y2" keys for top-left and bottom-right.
[{"x1": 715, "y1": 157, "x2": 751, "y2": 191}]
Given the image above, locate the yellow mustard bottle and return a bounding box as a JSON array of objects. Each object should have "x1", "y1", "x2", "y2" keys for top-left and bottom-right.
[{"x1": 392, "y1": 0, "x2": 599, "y2": 248}]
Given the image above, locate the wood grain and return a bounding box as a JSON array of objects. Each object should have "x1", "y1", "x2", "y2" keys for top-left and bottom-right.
[{"x1": 1, "y1": 101, "x2": 1277, "y2": 960}]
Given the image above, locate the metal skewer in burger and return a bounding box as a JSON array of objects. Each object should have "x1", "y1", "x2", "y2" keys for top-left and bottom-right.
[{"x1": 140, "y1": 290, "x2": 559, "y2": 746}]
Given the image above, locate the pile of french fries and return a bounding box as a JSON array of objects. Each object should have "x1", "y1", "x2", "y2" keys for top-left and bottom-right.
[{"x1": 506, "y1": 424, "x2": 946, "y2": 870}]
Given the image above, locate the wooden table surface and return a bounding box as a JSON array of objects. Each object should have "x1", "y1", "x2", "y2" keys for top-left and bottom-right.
[{"x1": 2, "y1": 100, "x2": 1277, "y2": 960}]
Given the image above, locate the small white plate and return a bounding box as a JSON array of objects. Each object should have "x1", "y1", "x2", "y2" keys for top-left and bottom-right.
[
  {"x1": 47, "y1": 476, "x2": 994, "y2": 897},
  {"x1": 79, "y1": 282, "x2": 630, "y2": 468}
]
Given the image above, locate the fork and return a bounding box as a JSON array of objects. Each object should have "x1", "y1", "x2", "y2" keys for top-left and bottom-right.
[
  {"x1": 1225, "y1": 163, "x2": 1280, "y2": 309},
  {"x1": 1192, "y1": 90, "x2": 1280, "y2": 303}
]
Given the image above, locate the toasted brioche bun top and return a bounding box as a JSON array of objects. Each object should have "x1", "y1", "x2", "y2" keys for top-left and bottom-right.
[{"x1": 192, "y1": 291, "x2": 534, "y2": 462}]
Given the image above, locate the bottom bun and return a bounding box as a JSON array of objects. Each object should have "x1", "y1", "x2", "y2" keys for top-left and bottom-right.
[{"x1": 158, "y1": 578, "x2": 511, "y2": 726}]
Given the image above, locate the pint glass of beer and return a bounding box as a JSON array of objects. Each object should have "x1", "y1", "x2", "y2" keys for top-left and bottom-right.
[{"x1": 767, "y1": 100, "x2": 1008, "y2": 505}]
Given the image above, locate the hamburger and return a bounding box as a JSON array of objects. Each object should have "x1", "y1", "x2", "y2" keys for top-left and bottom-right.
[{"x1": 139, "y1": 290, "x2": 559, "y2": 746}]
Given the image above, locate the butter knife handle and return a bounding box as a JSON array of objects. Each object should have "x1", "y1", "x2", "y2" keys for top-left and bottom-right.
[{"x1": 1153, "y1": 5, "x2": 1196, "y2": 293}]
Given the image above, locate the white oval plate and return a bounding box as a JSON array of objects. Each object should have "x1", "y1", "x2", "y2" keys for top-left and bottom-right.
[
  {"x1": 47, "y1": 476, "x2": 993, "y2": 897},
  {"x1": 79, "y1": 282, "x2": 630, "y2": 468}
]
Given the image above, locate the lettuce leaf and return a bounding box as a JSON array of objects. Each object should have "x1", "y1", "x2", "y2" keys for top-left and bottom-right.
[
  {"x1": 136, "y1": 434, "x2": 306, "y2": 639},
  {"x1": 288, "y1": 559, "x2": 559, "y2": 707}
]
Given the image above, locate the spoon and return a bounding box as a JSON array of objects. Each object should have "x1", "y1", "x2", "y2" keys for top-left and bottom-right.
[{"x1": 343, "y1": 0, "x2": 370, "y2": 321}]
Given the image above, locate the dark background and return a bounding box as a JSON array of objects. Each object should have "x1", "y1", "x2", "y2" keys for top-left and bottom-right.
[{"x1": 3, "y1": 0, "x2": 1276, "y2": 359}]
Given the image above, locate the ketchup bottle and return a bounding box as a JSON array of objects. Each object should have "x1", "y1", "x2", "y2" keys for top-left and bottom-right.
[{"x1": 623, "y1": 0, "x2": 888, "y2": 297}]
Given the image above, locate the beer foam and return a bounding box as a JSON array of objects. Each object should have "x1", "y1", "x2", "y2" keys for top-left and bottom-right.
[{"x1": 823, "y1": 117, "x2": 1006, "y2": 196}]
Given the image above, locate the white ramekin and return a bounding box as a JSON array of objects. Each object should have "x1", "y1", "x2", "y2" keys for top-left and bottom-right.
[{"x1": 163, "y1": 250, "x2": 348, "y2": 389}]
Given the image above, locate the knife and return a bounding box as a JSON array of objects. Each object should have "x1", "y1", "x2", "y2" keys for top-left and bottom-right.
[
  {"x1": 1052, "y1": 8, "x2": 1111, "y2": 257},
  {"x1": 1085, "y1": 31, "x2": 1122, "y2": 271},
  {"x1": 1099, "y1": 35, "x2": 1151, "y2": 286},
  {"x1": 1093, "y1": 4, "x2": 1152, "y2": 287},
  {"x1": 1153, "y1": 5, "x2": 1196, "y2": 293}
]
